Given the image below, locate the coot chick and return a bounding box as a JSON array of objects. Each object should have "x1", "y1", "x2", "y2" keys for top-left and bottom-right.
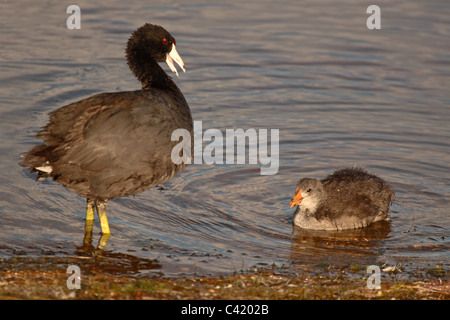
[
  {"x1": 21, "y1": 24, "x2": 193, "y2": 246},
  {"x1": 289, "y1": 168, "x2": 394, "y2": 230}
]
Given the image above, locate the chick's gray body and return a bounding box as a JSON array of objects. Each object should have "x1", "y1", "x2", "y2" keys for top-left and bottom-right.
[{"x1": 293, "y1": 168, "x2": 394, "y2": 230}]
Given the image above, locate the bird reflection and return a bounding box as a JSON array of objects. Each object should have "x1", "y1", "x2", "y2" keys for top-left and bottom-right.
[{"x1": 290, "y1": 220, "x2": 391, "y2": 266}]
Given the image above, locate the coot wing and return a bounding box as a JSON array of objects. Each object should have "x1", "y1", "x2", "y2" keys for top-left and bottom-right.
[{"x1": 48, "y1": 90, "x2": 191, "y2": 199}]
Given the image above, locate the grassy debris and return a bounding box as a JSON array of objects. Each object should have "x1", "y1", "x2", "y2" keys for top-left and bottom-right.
[{"x1": 0, "y1": 264, "x2": 448, "y2": 300}]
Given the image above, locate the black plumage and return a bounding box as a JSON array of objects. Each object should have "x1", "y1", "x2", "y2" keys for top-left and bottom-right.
[{"x1": 21, "y1": 23, "x2": 192, "y2": 245}]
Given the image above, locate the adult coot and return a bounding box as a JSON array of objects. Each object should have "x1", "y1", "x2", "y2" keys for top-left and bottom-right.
[
  {"x1": 289, "y1": 168, "x2": 394, "y2": 230},
  {"x1": 21, "y1": 24, "x2": 193, "y2": 246}
]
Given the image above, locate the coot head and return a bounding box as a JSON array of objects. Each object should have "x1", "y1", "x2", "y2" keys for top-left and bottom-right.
[
  {"x1": 126, "y1": 23, "x2": 185, "y2": 86},
  {"x1": 289, "y1": 178, "x2": 325, "y2": 213}
]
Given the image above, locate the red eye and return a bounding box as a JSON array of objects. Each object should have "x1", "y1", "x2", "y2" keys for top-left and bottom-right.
[{"x1": 162, "y1": 38, "x2": 168, "y2": 44}]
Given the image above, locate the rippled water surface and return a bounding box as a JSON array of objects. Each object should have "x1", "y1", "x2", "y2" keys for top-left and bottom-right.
[{"x1": 1, "y1": 0, "x2": 449, "y2": 277}]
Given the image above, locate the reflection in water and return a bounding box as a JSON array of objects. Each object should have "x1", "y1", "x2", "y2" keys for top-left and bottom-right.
[
  {"x1": 0, "y1": 0, "x2": 449, "y2": 276},
  {"x1": 75, "y1": 239, "x2": 162, "y2": 276},
  {"x1": 83, "y1": 218, "x2": 110, "y2": 249},
  {"x1": 291, "y1": 220, "x2": 391, "y2": 267}
]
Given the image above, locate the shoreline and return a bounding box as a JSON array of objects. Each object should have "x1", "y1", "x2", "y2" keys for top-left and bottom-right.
[{"x1": 1, "y1": 257, "x2": 447, "y2": 300}]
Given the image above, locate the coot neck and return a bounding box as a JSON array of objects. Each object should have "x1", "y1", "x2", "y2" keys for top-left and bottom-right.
[
  {"x1": 133, "y1": 58, "x2": 178, "y2": 91},
  {"x1": 126, "y1": 45, "x2": 179, "y2": 92}
]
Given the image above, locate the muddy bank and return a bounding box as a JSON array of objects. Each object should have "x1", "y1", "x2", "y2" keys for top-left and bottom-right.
[{"x1": 0, "y1": 257, "x2": 447, "y2": 300}]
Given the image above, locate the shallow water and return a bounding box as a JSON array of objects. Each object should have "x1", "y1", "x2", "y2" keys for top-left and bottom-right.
[{"x1": 0, "y1": 0, "x2": 449, "y2": 277}]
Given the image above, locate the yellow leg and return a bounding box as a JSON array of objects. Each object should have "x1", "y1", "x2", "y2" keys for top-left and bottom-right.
[
  {"x1": 98, "y1": 233, "x2": 110, "y2": 249},
  {"x1": 83, "y1": 219, "x2": 94, "y2": 246},
  {"x1": 96, "y1": 201, "x2": 110, "y2": 249},
  {"x1": 83, "y1": 199, "x2": 95, "y2": 246},
  {"x1": 96, "y1": 201, "x2": 111, "y2": 235},
  {"x1": 86, "y1": 199, "x2": 95, "y2": 221}
]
